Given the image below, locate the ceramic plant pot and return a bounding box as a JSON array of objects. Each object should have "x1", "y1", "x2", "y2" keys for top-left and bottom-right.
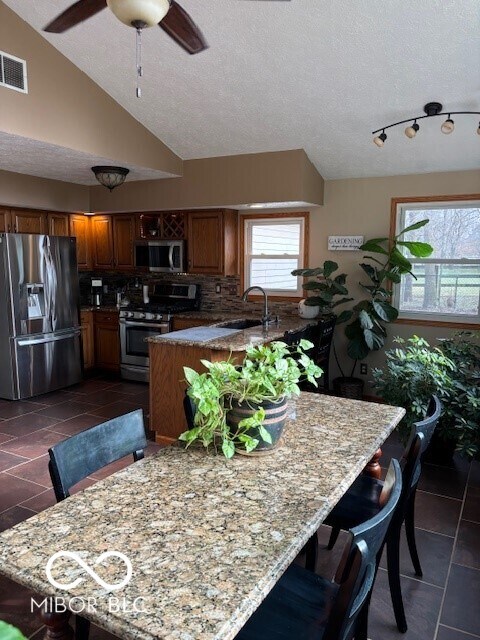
[{"x1": 227, "y1": 397, "x2": 289, "y2": 454}]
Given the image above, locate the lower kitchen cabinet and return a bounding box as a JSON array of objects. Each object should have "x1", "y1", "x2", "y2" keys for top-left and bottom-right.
[
  {"x1": 80, "y1": 310, "x2": 94, "y2": 370},
  {"x1": 93, "y1": 310, "x2": 120, "y2": 372}
]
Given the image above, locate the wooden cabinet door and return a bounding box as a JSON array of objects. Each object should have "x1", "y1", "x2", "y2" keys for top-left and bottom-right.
[
  {"x1": 188, "y1": 211, "x2": 223, "y2": 274},
  {"x1": 11, "y1": 210, "x2": 47, "y2": 234},
  {"x1": 48, "y1": 213, "x2": 70, "y2": 236},
  {"x1": 94, "y1": 322, "x2": 120, "y2": 371},
  {"x1": 0, "y1": 208, "x2": 11, "y2": 233},
  {"x1": 113, "y1": 215, "x2": 135, "y2": 269},
  {"x1": 172, "y1": 317, "x2": 208, "y2": 331},
  {"x1": 92, "y1": 215, "x2": 114, "y2": 269},
  {"x1": 80, "y1": 310, "x2": 94, "y2": 369},
  {"x1": 70, "y1": 214, "x2": 92, "y2": 270}
]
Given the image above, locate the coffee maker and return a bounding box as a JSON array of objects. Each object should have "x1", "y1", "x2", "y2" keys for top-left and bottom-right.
[{"x1": 91, "y1": 278, "x2": 103, "y2": 307}]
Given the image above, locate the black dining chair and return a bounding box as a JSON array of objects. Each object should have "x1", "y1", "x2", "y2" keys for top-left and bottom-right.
[
  {"x1": 48, "y1": 409, "x2": 147, "y2": 640},
  {"x1": 234, "y1": 458, "x2": 402, "y2": 640},
  {"x1": 322, "y1": 395, "x2": 442, "y2": 633}
]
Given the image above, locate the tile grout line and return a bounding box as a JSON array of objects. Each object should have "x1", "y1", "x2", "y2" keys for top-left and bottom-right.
[
  {"x1": 438, "y1": 623, "x2": 480, "y2": 638},
  {"x1": 433, "y1": 461, "x2": 472, "y2": 640},
  {"x1": 377, "y1": 565, "x2": 444, "y2": 590}
]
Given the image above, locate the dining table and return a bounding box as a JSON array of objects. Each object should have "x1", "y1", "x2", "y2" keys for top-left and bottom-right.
[{"x1": 0, "y1": 393, "x2": 405, "y2": 640}]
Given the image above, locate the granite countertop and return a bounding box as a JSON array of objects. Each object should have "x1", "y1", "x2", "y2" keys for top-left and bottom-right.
[
  {"x1": 148, "y1": 316, "x2": 317, "y2": 351},
  {"x1": 0, "y1": 394, "x2": 405, "y2": 640},
  {"x1": 80, "y1": 306, "x2": 120, "y2": 312}
]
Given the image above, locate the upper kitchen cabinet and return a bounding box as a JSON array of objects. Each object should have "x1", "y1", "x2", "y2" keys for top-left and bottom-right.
[
  {"x1": 70, "y1": 214, "x2": 92, "y2": 270},
  {"x1": 48, "y1": 213, "x2": 70, "y2": 236},
  {"x1": 113, "y1": 215, "x2": 135, "y2": 269},
  {"x1": 187, "y1": 210, "x2": 238, "y2": 275},
  {"x1": 92, "y1": 214, "x2": 135, "y2": 270},
  {"x1": 136, "y1": 212, "x2": 186, "y2": 240},
  {"x1": 10, "y1": 209, "x2": 48, "y2": 234},
  {"x1": 0, "y1": 208, "x2": 11, "y2": 233}
]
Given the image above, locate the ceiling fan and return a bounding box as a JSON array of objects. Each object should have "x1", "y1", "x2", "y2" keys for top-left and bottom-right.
[{"x1": 44, "y1": 0, "x2": 292, "y2": 55}]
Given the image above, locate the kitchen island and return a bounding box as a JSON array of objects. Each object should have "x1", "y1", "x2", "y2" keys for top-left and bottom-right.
[
  {"x1": 148, "y1": 315, "x2": 318, "y2": 444},
  {"x1": 0, "y1": 393, "x2": 405, "y2": 640}
]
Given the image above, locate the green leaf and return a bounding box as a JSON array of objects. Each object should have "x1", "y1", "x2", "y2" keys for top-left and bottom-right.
[
  {"x1": 359, "y1": 240, "x2": 389, "y2": 255},
  {"x1": 292, "y1": 267, "x2": 324, "y2": 276},
  {"x1": 396, "y1": 241, "x2": 433, "y2": 257},
  {"x1": 0, "y1": 622, "x2": 27, "y2": 640},
  {"x1": 258, "y1": 425, "x2": 273, "y2": 444},
  {"x1": 222, "y1": 440, "x2": 235, "y2": 459},
  {"x1": 183, "y1": 367, "x2": 199, "y2": 385},
  {"x1": 323, "y1": 260, "x2": 338, "y2": 278},
  {"x1": 372, "y1": 300, "x2": 398, "y2": 322},
  {"x1": 396, "y1": 219, "x2": 429, "y2": 236},
  {"x1": 332, "y1": 297, "x2": 353, "y2": 308},
  {"x1": 359, "y1": 263, "x2": 379, "y2": 283},
  {"x1": 334, "y1": 273, "x2": 347, "y2": 285},
  {"x1": 389, "y1": 248, "x2": 413, "y2": 273},
  {"x1": 359, "y1": 309, "x2": 374, "y2": 329},
  {"x1": 347, "y1": 337, "x2": 370, "y2": 360},
  {"x1": 336, "y1": 309, "x2": 353, "y2": 324},
  {"x1": 364, "y1": 328, "x2": 385, "y2": 350},
  {"x1": 384, "y1": 270, "x2": 401, "y2": 283}
]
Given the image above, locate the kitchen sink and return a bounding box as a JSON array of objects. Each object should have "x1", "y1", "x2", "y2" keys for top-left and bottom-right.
[{"x1": 220, "y1": 319, "x2": 263, "y2": 330}]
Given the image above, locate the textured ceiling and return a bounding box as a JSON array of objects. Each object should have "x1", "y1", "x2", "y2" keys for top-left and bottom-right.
[
  {"x1": 3, "y1": 0, "x2": 480, "y2": 180},
  {"x1": 0, "y1": 132, "x2": 172, "y2": 184}
]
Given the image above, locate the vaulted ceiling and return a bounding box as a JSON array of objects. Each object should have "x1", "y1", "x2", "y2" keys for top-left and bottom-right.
[{"x1": 3, "y1": 0, "x2": 480, "y2": 181}]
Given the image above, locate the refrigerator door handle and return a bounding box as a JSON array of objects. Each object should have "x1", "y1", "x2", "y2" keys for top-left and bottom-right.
[{"x1": 17, "y1": 330, "x2": 81, "y2": 347}]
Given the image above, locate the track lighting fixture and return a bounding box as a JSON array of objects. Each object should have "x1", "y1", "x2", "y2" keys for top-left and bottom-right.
[
  {"x1": 373, "y1": 131, "x2": 387, "y2": 147},
  {"x1": 372, "y1": 102, "x2": 480, "y2": 147},
  {"x1": 404, "y1": 121, "x2": 419, "y2": 138},
  {"x1": 441, "y1": 116, "x2": 455, "y2": 134}
]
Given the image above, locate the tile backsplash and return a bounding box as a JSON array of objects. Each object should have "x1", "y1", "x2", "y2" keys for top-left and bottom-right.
[{"x1": 79, "y1": 272, "x2": 299, "y2": 317}]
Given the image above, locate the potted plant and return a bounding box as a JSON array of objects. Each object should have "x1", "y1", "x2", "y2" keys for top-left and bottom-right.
[
  {"x1": 179, "y1": 340, "x2": 323, "y2": 458},
  {"x1": 292, "y1": 260, "x2": 352, "y2": 319},
  {"x1": 373, "y1": 332, "x2": 480, "y2": 463},
  {"x1": 333, "y1": 220, "x2": 434, "y2": 398}
]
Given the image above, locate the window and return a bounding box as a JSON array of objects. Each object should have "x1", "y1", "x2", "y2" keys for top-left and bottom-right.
[
  {"x1": 243, "y1": 215, "x2": 307, "y2": 297},
  {"x1": 393, "y1": 197, "x2": 480, "y2": 324}
]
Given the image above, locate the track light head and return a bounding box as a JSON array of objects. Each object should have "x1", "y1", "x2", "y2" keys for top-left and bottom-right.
[
  {"x1": 405, "y1": 122, "x2": 420, "y2": 138},
  {"x1": 373, "y1": 131, "x2": 387, "y2": 147},
  {"x1": 441, "y1": 116, "x2": 455, "y2": 134}
]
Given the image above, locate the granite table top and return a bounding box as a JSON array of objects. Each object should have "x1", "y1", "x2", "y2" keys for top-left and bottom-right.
[
  {"x1": 0, "y1": 394, "x2": 405, "y2": 640},
  {"x1": 147, "y1": 317, "x2": 317, "y2": 351}
]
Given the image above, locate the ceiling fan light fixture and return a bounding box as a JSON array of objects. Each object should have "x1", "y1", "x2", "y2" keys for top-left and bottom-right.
[
  {"x1": 106, "y1": 0, "x2": 170, "y2": 28},
  {"x1": 441, "y1": 116, "x2": 455, "y2": 134},
  {"x1": 92, "y1": 166, "x2": 130, "y2": 191}
]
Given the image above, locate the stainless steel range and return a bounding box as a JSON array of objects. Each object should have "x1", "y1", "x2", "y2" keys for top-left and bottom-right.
[{"x1": 120, "y1": 283, "x2": 200, "y2": 383}]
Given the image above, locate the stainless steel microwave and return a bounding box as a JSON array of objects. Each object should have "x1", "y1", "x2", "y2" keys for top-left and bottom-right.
[{"x1": 135, "y1": 240, "x2": 185, "y2": 273}]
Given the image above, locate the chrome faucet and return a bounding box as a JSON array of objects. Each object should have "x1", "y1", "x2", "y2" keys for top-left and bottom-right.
[{"x1": 241, "y1": 286, "x2": 272, "y2": 326}]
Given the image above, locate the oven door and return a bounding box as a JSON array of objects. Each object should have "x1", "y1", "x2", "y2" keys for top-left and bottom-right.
[{"x1": 120, "y1": 320, "x2": 170, "y2": 367}]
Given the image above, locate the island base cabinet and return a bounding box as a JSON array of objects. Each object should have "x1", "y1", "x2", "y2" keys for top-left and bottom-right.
[{"x1": 149, "y1": 342, "x2": 244, "y2": 445}]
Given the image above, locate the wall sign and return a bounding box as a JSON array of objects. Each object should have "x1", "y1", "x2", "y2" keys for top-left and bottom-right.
[{"x1": 328, "y1": 236, "x2": 364, "y2": 251}]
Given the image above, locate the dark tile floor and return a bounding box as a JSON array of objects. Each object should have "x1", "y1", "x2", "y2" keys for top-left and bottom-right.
[{"x1": 0, "y1": 376, "x2": 478, "y2": 639}]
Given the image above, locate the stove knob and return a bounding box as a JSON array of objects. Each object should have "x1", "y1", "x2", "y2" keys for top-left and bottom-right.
[
  {"x1": 139, "y1": 312, "x2": 146, "y2": 319},
  {"x1": 127, "y1": 312, "x2": 134, "y2": 318}
]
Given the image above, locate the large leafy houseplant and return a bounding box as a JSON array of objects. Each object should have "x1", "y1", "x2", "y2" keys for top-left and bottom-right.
[
  {"x1": 0, "y1": 622, "x2": 27, "y2": 640},
  {"x1": 292, "y1": 260, "x2": 352, "y2": 318},
  {"x1": 338, "y1": 219, "x2": 434, "y2": 376},
  {"x1": 179, "y1": 340, "x2": 322, "y2": 458}
]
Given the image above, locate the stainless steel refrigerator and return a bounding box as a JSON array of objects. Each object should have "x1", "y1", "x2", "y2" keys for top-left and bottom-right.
[{"x1": 0, "y1": 234, "x2": 82, "y2": 400}]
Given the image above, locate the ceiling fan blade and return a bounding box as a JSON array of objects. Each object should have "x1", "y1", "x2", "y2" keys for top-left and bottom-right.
[
  {"x1": 159, "y1": 1, "x2": 208, "y2": 55},
  {"x1": 44, "y1": 0, "x2": 107, "y2": 33}
]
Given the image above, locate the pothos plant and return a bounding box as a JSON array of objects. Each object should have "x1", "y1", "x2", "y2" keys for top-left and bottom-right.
[
  {"x1": 339, "y1": 219, "x2": 434, "y2": 375},
  {"x1": 179, "y1": 340, "x2": 323, "y2": 458},
  {"x1": 292, "y1": 260, "x2": 353, "y2": 318}
]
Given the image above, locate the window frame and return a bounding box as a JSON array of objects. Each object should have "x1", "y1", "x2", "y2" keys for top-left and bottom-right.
[
  {"x1": 390, "y1": 194, "x2": 480, "y2": 328},
  {"x1": 240, "y1": 212, "x2": 309, "y2": 301}
]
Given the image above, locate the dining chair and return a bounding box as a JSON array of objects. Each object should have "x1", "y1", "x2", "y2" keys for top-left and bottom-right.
[
  {"x1": 323, "y1": 395, "x2": 442, "y2": 633},
  {"x1": 48, "y1": 409, "x2": 147, "y2": 640},
  {"x1": 235, "y1": 458, "x2": 402, "y2": 640}
]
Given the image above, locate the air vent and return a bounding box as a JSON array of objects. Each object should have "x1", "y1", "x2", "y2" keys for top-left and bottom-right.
[{"x1": 0, "y1": 51, "x2": 28, "y2": 94}]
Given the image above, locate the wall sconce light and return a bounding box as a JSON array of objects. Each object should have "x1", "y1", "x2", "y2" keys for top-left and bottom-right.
[
  {"x1": 91, "y1": 166, "x2": 130, "y2": 191},
  {"x1": 372, "y1": 102, "x2": 480, "y2": 147}
]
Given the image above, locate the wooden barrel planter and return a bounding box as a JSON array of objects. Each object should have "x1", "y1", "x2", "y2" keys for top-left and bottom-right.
[{"x1": 227, "y1": 397, "x2": 289, "y2": 453}]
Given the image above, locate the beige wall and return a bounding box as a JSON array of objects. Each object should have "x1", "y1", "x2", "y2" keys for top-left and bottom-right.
[
  {"x1": 90, "y1": 150, "x2": 324, "y2": 211},
  {"x1": 308, "y1": 169, "x2": 480, "y2": 388},
  {"x1": 0, "y1": 2, "x2": 182, "y2": 176},
  {"x1": 0, "y1": 169, "x2": 89, "y2": 211}
]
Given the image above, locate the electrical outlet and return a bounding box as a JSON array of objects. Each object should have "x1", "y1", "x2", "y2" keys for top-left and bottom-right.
[
  {"x1": 215, "y1": 284, "x2": 221, "y2": 294},
  {"x1": 360, "y1": 363, "x2": 368, "y2": 375}
]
